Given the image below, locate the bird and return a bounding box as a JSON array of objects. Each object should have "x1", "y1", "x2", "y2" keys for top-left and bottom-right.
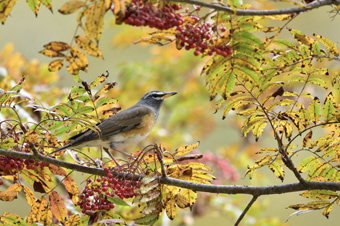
[{"x1": 49, "y1": 91, "x2": 177, "y2": 157}]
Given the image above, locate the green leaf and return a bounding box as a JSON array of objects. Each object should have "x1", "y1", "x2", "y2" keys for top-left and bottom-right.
[
  {"x1": 308, "y1": 97, "x2": 321, "y2": 124},
  {"x1": 322, "y1": 92, "x2": 335, "y2": 122},
  {"x1": 297, "y1": 156, "x2": 320, "y2": 173},
  {"x1": 26, "y1": 0, "x2": 40, "y2": 15},
  {"x1": 222, "y1": 96, "x2": 254, "y2": 118},
  {"x1": 300, "y1": 190, "x2": 338, "y2": 200}
]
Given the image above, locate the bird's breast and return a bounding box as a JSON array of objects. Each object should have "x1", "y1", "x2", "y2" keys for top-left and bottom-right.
[{"x1": 108, "y1": 111, "x2": 156, "y2": 148}]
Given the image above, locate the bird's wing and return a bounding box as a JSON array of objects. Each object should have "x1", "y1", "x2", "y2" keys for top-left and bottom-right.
[
  {"x1": 98, "y1": 105, "x2": 153, "y2": 139},
  {"x1": 68, "y1": 105, "x2": 152, "y2": 142}
]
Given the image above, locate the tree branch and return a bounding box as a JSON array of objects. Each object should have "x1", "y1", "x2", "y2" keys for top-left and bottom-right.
[
  {"x1": 2, "y1": 148, "x2": 340, "y2": 196},
  {"x1": 166, "y1": 0, "x2": 339, "y2": 15}
]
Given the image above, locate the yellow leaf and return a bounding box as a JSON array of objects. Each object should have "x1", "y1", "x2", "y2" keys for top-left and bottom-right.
[
  {"x1": 113, "y1": 0, "x2": 126, "y2": 24},
  {"x1": 176, "y1": 189, "x2": 197, "y2": 208},
  {"x1": 302, "y1": 131, "x2": 313, "y2": 148},
  {"x1": 48, "y1": 59, "x2": 64, "y2": 72},
  {"x1": 43, "y1": 41, "x2": 71, "y2": 51},
  {"x1": 65, "y1": 214, "x2": 81, "y2": 226},
  {"x1": 59, "y1": 0, "x2": 86, "y2": 14},
  {"x1": 75, "y1": 35, "x2": 103, "y2": 59},
  {"x1": 27, "y1": 196, "x2": 51, "y2": 224},
  {"x1": 174, "y1": 142, "x2": 200, "y2": 156},
  {"x1": 66, "y1": 47, "x2": 88, "y2": 74},
  {"x1": 0, "y1": 0, "x2": 19, "y2": 24},
  {"x1": 23, "y1": 185, "x2": 36, "y2": 206},
  {"x1": 165, "y1": 193, "x2": 176, "y2": 220},
  {"x1": 85, "y1": 1, "x2": 105, "y2": 42}
]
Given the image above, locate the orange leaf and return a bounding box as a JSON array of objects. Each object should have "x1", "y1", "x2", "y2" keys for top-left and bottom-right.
[
  {"x1": 64, "y1": 176, "x2": 79, "y2": 204},
  {"x1": 48, "y1": 164, "x2": 67, "y2": 176},
  {"x1": 75, "y1": 35, "x2": 103, "y2": 58},
  {"x1": 0, "y1": 183, "x2": 22, "y2": 201},
  {"x1": 59, "y1": 0, "x2": 86, "y2": 15},
  {"x1": 48, "y1": 59, "x2": 64, "y2": 72},
  {"x1": 49, "y1": 191, "x2": 67, "y2": 223}
]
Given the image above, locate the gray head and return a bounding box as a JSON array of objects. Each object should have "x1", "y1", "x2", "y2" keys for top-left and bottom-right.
[{"x1": 138, "y1": 91, "x2": 177, "y2": 118}]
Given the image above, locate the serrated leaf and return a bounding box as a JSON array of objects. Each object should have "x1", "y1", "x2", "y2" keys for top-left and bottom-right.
[
  {"x1": 75, "y1": 35, "x2": 103, "y2": 59},
  {"x1": 0, "y1": 183, "x2": 22, "y2": 201},
  {"x1": 297, "y1": 156, "x2": 320, "y2": 173},
  {"x1": 165, "y1": 194, "x2": 176, "y2": 220},
  {"x1": 322, "y1": 92, "x2": 335, "y2": 122},
  {"x1": 268, "y1": 162, "x2": 285, "y2": 181},
  {"x1": 308, "y1": 77, "x2": 328, "y2": 89},
  {"x1": 302, "y1": 131, "x2": 313, "y2": 148},
  {"x1": 85, "y1": 1, "x2": 105, "y2": 42},
  {"x1": 59, "y1": 0, "x2": 86, "y2": 14},
  {"x1": 40, "y1": 49, "x2": 65, "y2": 58},
  {"x1": 26, "y1": 0, "x2": 40, "y2": 15},
  {"x1": 0, "y1": 0, "x2": 19, "y2": 24},
  {"x1": 322, "y1": 202, "x2": 334, "y2": 219},
  {"x1": 27, "y1": 196, "x2": 52, "y2": 225},
  {"x1": 67, "y1": 47, "x2": 88, "y2": 74},
  {"x1": 65, "y1": 214, "x2": 81, "y2": 226},
  {"x1": 0, "y1": 212, "x2": 26, "y2": 225},
  {"x1": 308, "y1": 97, "x2": 321, "y2": 124},
  {"x1": 48, "y1": 59, "x2": 64, "y2": 72},
  {"x1": 176, "y1": 189, "x2": 197, "y2": 208},
  {"x1": 64, "y1": 176, "x2": 79, "y2": 204},
  {"x1": 174, "y1": 142, "x2": 200, "y2": 156},
  {"x1": 223, "y1": 96, "x2": 254, "y2": 118},
  {"x1": 43, "y1": 41, "x2": 71, "y2": 51},
  {"x1": 49, "y1": 191, "x2": 67, "y2": 224},
  {"x1": 313, "y1": 33, "x2": 339, "y2": 57},
  {"x1": 300, "y1": 190, "x2": 338, "y2": 200},
  {"x1": 288, "y1": 28, "x2": 315, "y2": 46},
  {"x1": 40, "y1": 0, "x2": 52, "y2": 12},
  {"x1": 23, "y1": 185, "x2": 36, "y2": 207},
  {"x1": 256, "y1": 148, "x2": 279, "y2": 154}
]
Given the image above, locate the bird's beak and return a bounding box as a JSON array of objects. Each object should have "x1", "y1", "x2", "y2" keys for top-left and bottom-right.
[{"x1": 162, "y1": 91, "x2": 177, "y2": 99}]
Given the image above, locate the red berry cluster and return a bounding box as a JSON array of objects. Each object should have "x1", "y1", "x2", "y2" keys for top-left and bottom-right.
[
  {"x1": 77, "y1": 168, "x2": 140, "y2": 213},
  {"x1": 0, "y1": 143, "x2": 49, "y2": 186},
  {"x1": 176, "y1": 22, "x2": 233, "y2": 57},
  {"x1": 121, "y1": 0, "x2": 184, "y2": 30},
  {"x1": 113, "y1": 1, "x2": 233, "y2": 57},
  {"x1": 0, "y1": 155, "x2": 48, "y2": 173}
]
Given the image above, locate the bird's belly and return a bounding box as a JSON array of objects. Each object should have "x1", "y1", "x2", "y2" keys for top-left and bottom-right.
[{"x1": 108, "y1": 132, "x2": 150, "y2": 149}]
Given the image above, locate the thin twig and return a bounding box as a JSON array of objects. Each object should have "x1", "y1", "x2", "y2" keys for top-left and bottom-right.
[
  {"x1": 235, "y1": 196, "x2": 258, "y2": 226},
  {"x1": 166, "y1": 0, "x2": 339, "y2": 16}
]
